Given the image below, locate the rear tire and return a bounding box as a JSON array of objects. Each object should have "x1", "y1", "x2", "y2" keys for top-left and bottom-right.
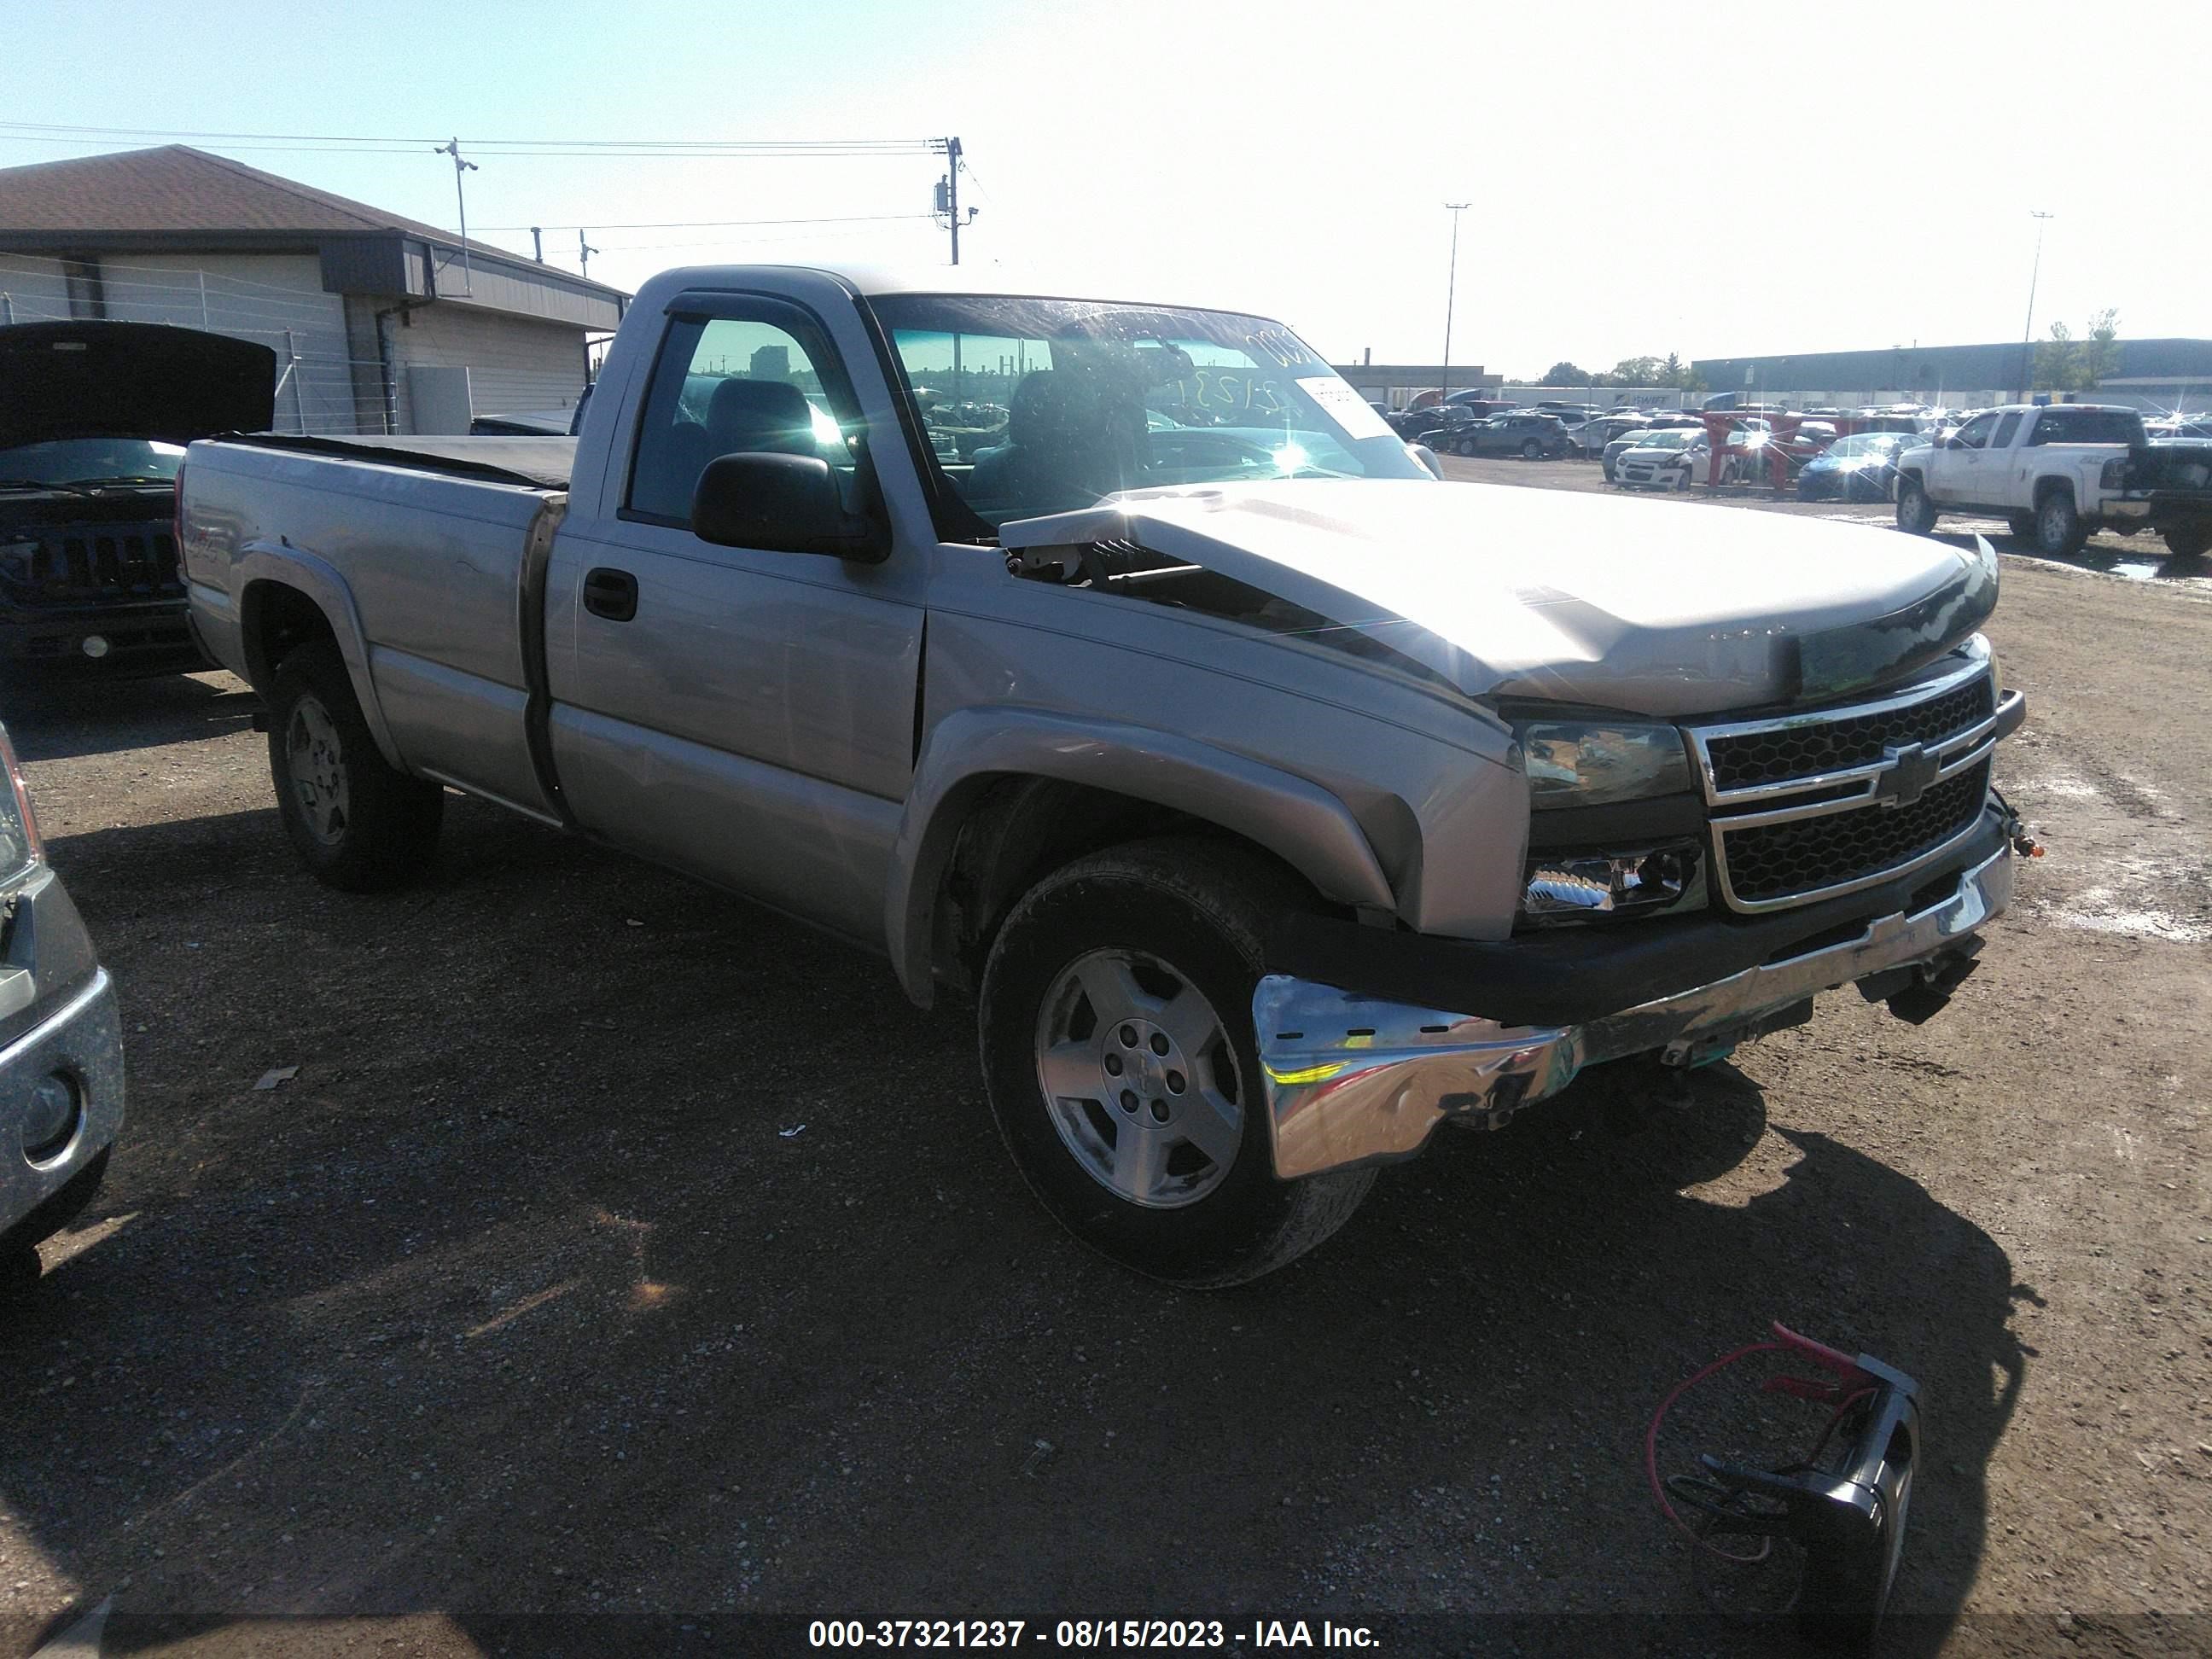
[
  {"x1": 266, "y1": 641, "x2": 444, "y2": 892},
  {"x1": 2163, "y1": 521, "x2": 2212, "y2": 560},
  {"x1": 2034, "y1": 489, "x2": 2088, "y2": 557},
  {"x1": 1895, "y1": 476, "x2": 1939, "y2": 535},
  {"x1": 977, "y1": 838, "x2": 1374, "y2": 1288}
]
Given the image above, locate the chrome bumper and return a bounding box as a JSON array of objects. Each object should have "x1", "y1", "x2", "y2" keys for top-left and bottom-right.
[
  {"x1": 1257, "y1": 841, "x2": 2014, "y2": 1180},
  {"x1": 0, "y1": 970, "x2": 125, "y2": 1241}
]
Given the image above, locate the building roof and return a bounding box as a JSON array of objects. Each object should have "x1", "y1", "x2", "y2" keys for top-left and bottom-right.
[
  {"x1": 0, "y1": 144, "x2": 457, "y2": 239},
  {"x1": 0, "y1": 144, "x2": 626, "y2": 326}
]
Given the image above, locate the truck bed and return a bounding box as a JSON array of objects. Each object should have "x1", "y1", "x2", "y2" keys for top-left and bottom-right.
[{"x1": 212, "y1": 433, "x2": 575, "y2": 490}]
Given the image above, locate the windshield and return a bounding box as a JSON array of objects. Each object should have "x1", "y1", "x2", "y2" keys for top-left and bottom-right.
[
  {"x1": 1828, "y1": 433, "x2": 1906, "y2": 458},
  {"x1": 871, "y1": 294, "x2": 1428, "y2": 534},
  {"x1": 1632, "y1": 429, "x2": 1697, "y2": 450},
  {"x1": 0, "y1": 438, "x2": 186, "y2": 487}
]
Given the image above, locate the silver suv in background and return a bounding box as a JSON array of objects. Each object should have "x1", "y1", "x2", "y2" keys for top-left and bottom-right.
[{"x1": 0, "y1": 723, "x2": 124, "y2": 1298}]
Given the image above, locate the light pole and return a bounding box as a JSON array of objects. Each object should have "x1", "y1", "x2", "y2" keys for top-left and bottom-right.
[
  {"x1": 1441, "y1": 202, "x2": 1470, "y2": 405},
  {"x1": 2018, "y1": 209, "x2": 2054, "y2": 400}
]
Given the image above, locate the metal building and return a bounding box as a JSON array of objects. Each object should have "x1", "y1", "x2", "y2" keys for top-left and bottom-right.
[
  {"x1": 0, "y1": 145, "x2": 626, "y2": 435},
  {"x1": 1691, "y1": 338, "x2": 2212, "y2": 412}
]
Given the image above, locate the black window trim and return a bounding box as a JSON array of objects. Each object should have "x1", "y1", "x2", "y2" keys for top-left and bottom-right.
[{"x1": 616, "y1": 288, "x2": 876, "y2": 532}]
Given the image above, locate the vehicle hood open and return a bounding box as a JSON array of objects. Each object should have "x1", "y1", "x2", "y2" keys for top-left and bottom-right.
[
  {"x1": 1, "y1": 321, "x2": 277, "y2": 449},
  {"x1": 998, "y1": 479, "x2": 1997, "y2": 718}
]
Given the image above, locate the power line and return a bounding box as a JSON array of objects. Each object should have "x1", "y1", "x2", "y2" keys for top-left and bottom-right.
[
  {"x1": 471, "y1": 212, "x2": 934, "y2": 232},
  {"x1": 0, "y1": 119, "x2": 940, "y2": 156}
]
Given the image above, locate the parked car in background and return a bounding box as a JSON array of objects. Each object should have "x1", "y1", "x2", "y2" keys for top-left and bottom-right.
[
  {"x1": 1615, "y1": 426, "x2": 1733, "y2": 490},
  {"x1": 1, "y1": 321, "x2": 274, "y2": 680},
  {"x1": 2146, "y1": 416, "x2": 2212, "y2": 441},
  {"x1": 0, "y1": 721, "x2": 124, "y2": 1300},
  {"x1": 1429, "y1": 411, "x2": 1574, "y2": 459},
  {"x1": 1896, "y1": 404, "x2": 2162, "y2": 556},
  {"x1": 1796, "y1": 431, "x2": 1914, "y2": 503},
  {"x1": 1571, "y1": 411, "x2": 1650, "y2": 459},
  {"x1": 1392, "y1": 405, "x2": 1468, "y2": 443}
]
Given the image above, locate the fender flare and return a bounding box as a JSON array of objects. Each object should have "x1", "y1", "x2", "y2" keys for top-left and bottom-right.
[
  {"x1": 885, "y1": 707, "x2": 1399, "y2": 1008},
  {"x1": 235, "y1": 544, "x2": 407, "y2": 771}
]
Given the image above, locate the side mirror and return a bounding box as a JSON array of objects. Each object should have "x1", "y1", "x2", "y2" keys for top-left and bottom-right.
[
  {"x1": 691, "y1": 452, "x2": 886, "y2": 561},
  {"x1": 1408, "y1": 442, "x2": 1445, "y2": 480},
  {"x1": 1943, "y1": 436, "x2": 1963, "y2": 450}
]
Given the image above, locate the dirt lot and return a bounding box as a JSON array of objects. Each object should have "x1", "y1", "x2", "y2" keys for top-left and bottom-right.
[{"x1": 1, "y1": 461, "x2": 2207, "y2": 1656}]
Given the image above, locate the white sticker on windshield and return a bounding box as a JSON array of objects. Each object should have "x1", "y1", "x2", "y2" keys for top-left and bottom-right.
[{"x1": 1297, "y1": 376, "x2": 1394, "y2": 442}]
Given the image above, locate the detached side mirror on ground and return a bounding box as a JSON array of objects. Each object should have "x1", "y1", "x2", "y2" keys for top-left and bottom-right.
[{"x1": 690, "y1": 452, "x2": 887, "y2": 562}]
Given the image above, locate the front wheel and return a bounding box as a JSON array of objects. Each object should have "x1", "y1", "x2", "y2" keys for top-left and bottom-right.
[
  {"x1": 1520, "y1": 439, "x2": 1542, "y2": 460},
  {"x1": 2034, "y1": 490, "x2": 2088, "y2": 557},
  {"x1": 978, "y1": 839, "x2": 1374, "y2": 1287},
  {"x1": 1895, "y1": 477, "x2": 1939, "y2": 535},
  {"x1": 1456, "y1": 437, "x2": 1476, "y2": 457},
  {"x1": 267, "y1": 641, "x2": 445, "y2": 891}
]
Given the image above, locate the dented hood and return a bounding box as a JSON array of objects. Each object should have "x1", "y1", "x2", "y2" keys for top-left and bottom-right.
[{"x1": 998, "y1": 480, "x2": 1997, "y2": 718}]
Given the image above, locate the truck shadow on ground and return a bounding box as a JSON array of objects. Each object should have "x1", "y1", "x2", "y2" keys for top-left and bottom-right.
[
  {"x1": 0, "y1": 803, "x2": 2031, "y2": 1657},
  {"x1": 0, "y1": 670, "x2": 259, "y2": 765}
]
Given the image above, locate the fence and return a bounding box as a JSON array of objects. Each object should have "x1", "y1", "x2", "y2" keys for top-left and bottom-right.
[{"x1": 0, "y1": 253, "x2": 393, "y2": 436}]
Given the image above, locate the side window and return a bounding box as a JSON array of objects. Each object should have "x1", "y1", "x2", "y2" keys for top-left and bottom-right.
[
  {"x1": 1992, "y1": 412, "x2": 2023, "y2": 448},
  {"x1": 626, "y1": 310, "x2": 859, "y2": 526},
  {"x1": 1955, "y1": 413, "x2": 2000, "y2": 451}
]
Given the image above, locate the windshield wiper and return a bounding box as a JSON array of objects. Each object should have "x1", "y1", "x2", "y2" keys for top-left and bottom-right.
[
  {"x1": 0, "y1": 478, "x2": 100, "y2": 497},
  {"x1": 62, "y1": 475, "x2": 174, "y2": 487}
]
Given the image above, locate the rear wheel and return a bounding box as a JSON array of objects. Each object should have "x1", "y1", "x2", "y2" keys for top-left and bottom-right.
[
  {"x1": 1456, "y1": 437, "x2": 1476, "y2": 457},
  {"x1": 2163, "y1": 521, "x2": 2212, "y2": 560},
  {"x1": 267, "y1": 641, "x2": 444, "y2": 891},
  {"x1": 2034, "y1": 488, "x2": 2088, "y2": 557},
  {"x1": 1895, "y1": 476, "x2": 1939, "y2": 535},
  {"x1": 977, "y1": 839, "x2": 1374, "y2": 1287}
]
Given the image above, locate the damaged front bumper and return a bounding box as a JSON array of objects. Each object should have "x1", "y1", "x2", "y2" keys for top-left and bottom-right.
[{"x1": 1257, "y1": 835, "x2": 2015, "y2": 1180}]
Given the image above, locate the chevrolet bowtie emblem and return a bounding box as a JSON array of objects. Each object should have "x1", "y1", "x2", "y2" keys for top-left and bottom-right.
[{"x1": 1882, "y1": 742, "x2": 1942, "y2": 807}]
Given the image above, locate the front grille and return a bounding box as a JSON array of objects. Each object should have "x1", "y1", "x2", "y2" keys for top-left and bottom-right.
[
  {"x1": 1721, "y1": 761, "x2": 1990, "y2": 905},
  {"x1": 2, "y1": 523, "x2": 183, "y2": 605},
  {"x1": 1707, "y1": 676, "x2": 1994, "y2": 791},
  {"x1": 1696, "y1": 662, "x2": 2002, "y2": 911}
]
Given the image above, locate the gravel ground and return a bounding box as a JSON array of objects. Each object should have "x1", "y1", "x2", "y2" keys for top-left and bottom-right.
[{"x1": 0, "y1": 462, "x2": 2206, "y2": 1656}]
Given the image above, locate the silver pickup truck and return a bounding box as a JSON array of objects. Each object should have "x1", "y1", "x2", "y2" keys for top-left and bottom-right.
[{"x1": 182, "y1": 264, "x2": 2028, "y2": 1285}]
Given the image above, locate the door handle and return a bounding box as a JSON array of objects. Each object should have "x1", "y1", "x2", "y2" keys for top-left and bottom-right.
[{"x1": 582, "y1": 567, "x2": 638, "y2": 622}]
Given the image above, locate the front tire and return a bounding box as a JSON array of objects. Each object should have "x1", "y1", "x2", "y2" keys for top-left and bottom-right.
[
  {"x1": 2034, "y1": 489, "x2": 2088, "y2": 557},
  {"x1": 1520, "y1": 439, "x2": 1542, "y2": 460},
  {"x1": 267, "y1": 641, "x2": 445, "y2": 891},
  {"x1": 1895, "y1": 476, "x2": 1939, "y2": 535},
  {"x1": 977, "y1": 839, "x2": 1374, "y2": 1287}
]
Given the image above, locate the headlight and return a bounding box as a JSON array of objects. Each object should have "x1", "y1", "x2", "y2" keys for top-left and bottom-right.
[
  {"x1": 1516, "y1": 721, "x2": 1692, "y2": 808},
  {"x1": 0, "y1": 723, "x2": 43, "y2": 883}
]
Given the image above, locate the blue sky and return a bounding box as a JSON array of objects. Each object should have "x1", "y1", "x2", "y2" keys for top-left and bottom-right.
[{"x1": 4, "y1": 0, "x2": 2205, "y2": 376}]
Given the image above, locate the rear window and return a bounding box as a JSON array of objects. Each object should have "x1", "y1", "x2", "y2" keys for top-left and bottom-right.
[{"x1": 2027, "y1": 409, "x2": 2145, "y2": 446}]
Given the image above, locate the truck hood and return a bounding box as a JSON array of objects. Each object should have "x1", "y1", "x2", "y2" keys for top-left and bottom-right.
[
  {"x1": 1, "y1": 321, "x2": 276, "y2": 449},
  {"x1": 999, "y1": 479, "x2": 1997, "y2": 718}
]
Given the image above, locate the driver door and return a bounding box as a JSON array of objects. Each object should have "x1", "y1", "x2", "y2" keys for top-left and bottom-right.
[
  {"x1": 1929, "y1": 410, "x2": 2000, "y2": 505},
  {"x1": 544, "y1": 295, "x2": 923, "y2": 945}
]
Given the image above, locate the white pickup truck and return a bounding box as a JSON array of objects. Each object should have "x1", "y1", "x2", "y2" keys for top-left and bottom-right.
[
  {"x1": 181, "y1": 263, "x2": 2029, "y2": 1284},
  {"x1": 1895, "y1": 403, "x2": 2161, "y2": 556}
]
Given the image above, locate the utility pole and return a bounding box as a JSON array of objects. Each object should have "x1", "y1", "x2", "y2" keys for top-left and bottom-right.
[
  {"x1": 579, "y1": 229, "x2": 599, "y2": 280},
  {"x1": 1441, "y1": 202, "x2": 1470, "y2": 404},
  {"x1": 531, "y1": 227, "x2": 544, "y2": 264},
  {"x1": 2019, "y1": 209, "x2": 2054, "y2": 400},
  {"x1": 434, "y1": 138, "x2": 480, "y2": 296},
  {"x1": 934, "y1": 137, "x2": 977, "y2": 265}
]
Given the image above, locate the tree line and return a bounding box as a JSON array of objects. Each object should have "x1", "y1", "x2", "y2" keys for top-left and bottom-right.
[{"x1": 1531, "y1": 353, "x2": 1704, "y2": 393}]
